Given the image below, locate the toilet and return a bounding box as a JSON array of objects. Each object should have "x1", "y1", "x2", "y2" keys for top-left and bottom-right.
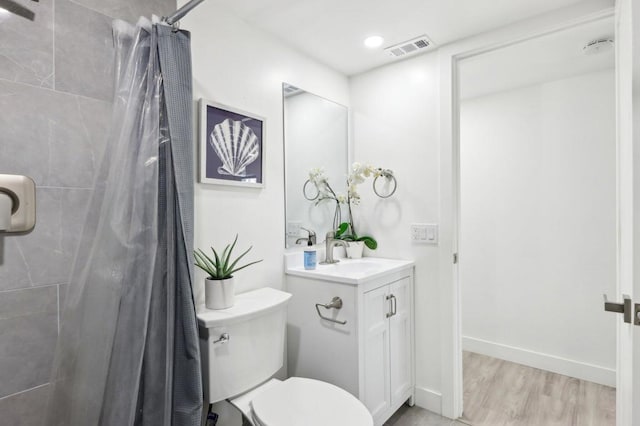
[{"x1": 197, "y1": 287, "x2": 373, "y2": 426}]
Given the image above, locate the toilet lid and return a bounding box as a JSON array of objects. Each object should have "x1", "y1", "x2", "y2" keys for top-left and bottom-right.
[{"x1": 250, "y1": 377, "x2": 373, "y2": 426}]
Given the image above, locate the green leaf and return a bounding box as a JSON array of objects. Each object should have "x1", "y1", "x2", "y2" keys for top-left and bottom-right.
[
  {"x1": 223, "y1": 234, "x2": 239, "y2": 272},
  {"x1": 196, "y1": 249, "x2": 216, "y2": 273},
  {"x1": 210, "y1": 246, "x2": 223, "y2": 278},
  {"x1": 194, "y1": 250, "x2": 216, "y2": 278},
  {"x1": 357, "y1": 236, "x2": 378, "y2": 250},
  {"x1": 194, "y1": 256, "x2": 209, "y2": 275},
  {"x1": 220, "y1": 242, "x2": 232, "y2": 270},
  {"x1": 228, "y1": 258, "x2": 263, "y2": 276},
  {"x1": 335, "y1": 222, "x2": 350, "y2": 238},
  {"x1": 225, "y1": 245, "x2": 254, "y2": 276}
]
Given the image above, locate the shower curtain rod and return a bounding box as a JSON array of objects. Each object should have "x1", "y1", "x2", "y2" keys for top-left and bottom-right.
[{"x1": 164, "y1": 0, "x2": 206, "y2": 25}]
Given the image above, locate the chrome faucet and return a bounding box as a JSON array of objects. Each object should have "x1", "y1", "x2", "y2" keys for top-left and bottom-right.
[
  {"x1": 295, "y1": 227, "x2": 316, "y2": 245},
  {"x1": 321, "y1": 231, "x2": 348, "y2": 264}
]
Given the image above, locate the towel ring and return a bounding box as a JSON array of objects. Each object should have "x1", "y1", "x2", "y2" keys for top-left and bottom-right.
[
  {"x1": 373, "y1": 170, "x2": 397, "y2": 198},
  {"x1": 303, "y1": 179, "x2": 320, "y2": 201}
]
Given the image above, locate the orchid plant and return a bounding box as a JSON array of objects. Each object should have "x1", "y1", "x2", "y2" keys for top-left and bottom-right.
[
  {"x1": 307, "y1": 162, "x2": 386, "y2": 250},
  {"x1": 307, "y1": 167, "x2": 345, "y2": 230}
]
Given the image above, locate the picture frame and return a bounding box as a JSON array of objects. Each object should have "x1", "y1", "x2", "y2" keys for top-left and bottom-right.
[{"x1": 199, "y1": 99, "x2": 265, "y2": 187}]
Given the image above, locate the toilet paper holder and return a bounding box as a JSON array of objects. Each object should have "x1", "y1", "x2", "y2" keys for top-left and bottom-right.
[
  {"x1": 315, "y1": 297, "x2": 347, "y2": 325},
  {"x1": 0, "y1": 174, "x2": 36, "y2": 233}
]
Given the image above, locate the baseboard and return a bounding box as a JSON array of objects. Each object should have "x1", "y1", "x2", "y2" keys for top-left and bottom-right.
[
  {"x1": 462, "y1": 336, "x2": 615, "y2": 387},
  {"x1": 414, "y1": 386, "x2": 442, "y2": 415}
]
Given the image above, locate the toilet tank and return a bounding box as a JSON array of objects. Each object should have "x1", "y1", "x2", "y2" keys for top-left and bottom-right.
[{"x1": 197, "y1": 287, "x2": 292, "y2": 403}]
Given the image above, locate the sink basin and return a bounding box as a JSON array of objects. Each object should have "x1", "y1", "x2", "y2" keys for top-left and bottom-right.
[{"x1": 285, "y1": 254, "x2": 414, "y2": 284}]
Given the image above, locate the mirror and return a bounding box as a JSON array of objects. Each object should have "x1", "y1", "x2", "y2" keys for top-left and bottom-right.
[{"x1": 283, "y1": 83, "x2": 349, "y2": 248}]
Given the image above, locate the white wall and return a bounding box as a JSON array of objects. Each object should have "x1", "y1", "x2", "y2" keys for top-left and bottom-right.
[
  {"x1": 459, "y1": 70, "x2": 617, "y2": 386},
  {"x1": 349, "y1": 52, "x2": 443, "y2": 411},
  {"x1": 182, "y1": 6, "x2": 349, "y2": 424},
  {"x1": 182, "y1": 3, "x2": 349, "y2": 304}
]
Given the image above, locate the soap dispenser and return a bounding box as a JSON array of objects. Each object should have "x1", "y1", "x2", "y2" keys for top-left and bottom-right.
[{"x1": 303, "y1": 228, "x2": 318, "y2": 270}]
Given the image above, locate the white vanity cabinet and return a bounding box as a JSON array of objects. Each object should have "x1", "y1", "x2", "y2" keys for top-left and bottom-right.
[
  {"x1": 285, "y1": 257, "x2": 414, "y2": 426},
  {"x1": 363, "y1": 276, "x2": 413, "y2": 420}
]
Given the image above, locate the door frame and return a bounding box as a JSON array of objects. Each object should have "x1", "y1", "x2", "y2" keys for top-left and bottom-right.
[
  {"x1": 614, "y1": 0, "x2": 640, "y2": 424},
  {"x1": 437, "y1": 5, "x2": 616, "y2": 420}
]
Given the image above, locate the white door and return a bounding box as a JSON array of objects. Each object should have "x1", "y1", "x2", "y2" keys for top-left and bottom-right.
[
  {"x1": 615, "y1": 1, "x2": 640, "y2": 424},
  {"x1": 363, "y1": 285, "x2": 391, "y2": 419},
  {"x1": 389, "y1": 277, "x2": 412, "y2": 405}
]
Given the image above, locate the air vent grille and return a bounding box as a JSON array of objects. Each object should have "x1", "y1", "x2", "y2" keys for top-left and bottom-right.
[{"x1": 384, "y1": 35, "x2": 434, "y2": 58}]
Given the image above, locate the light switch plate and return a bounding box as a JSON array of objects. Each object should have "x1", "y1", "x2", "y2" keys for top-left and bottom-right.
[
  {"x1": 287, "y1": 220, "x2": 302, "y2": 237},
  {"x1": 410, "y1": 223, "x2": 438, "y2": 244}
]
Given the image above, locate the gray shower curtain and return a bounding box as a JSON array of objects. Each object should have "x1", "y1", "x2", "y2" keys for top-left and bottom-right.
[{"x1": 47, "y1": 18, "x2": 202, "y2": 426}]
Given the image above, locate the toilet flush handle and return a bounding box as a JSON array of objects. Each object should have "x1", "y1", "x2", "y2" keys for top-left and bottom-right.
[{"x1": 213, "y1": 332, "x2": 230, "y2": 344}]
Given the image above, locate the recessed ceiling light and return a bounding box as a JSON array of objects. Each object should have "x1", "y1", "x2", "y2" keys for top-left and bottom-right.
[{"x1": 364, "y1": 36, "x2": 384, "y2": 49}]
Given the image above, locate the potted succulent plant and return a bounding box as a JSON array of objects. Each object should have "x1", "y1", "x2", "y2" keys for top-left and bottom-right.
[{"x1": 194, "y1": 235, "x2": 263, "y2": 310}]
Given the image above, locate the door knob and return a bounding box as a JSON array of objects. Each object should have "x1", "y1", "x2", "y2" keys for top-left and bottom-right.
[{"x1": 603, "y1": 294, "x2": 637, "y2": 324}]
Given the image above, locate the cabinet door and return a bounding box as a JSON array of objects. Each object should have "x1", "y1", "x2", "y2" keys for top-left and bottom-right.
[
  {"x1": 362, "y1": 285, "x2": 391, "y2": 419},
  {"x1": 389, "y1": 277, "x2": 412, "y2": 405}
]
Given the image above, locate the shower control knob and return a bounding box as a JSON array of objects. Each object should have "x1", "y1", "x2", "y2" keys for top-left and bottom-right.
[{"x1": 213, "y1": 332, "x2": 230, "y2": 345}]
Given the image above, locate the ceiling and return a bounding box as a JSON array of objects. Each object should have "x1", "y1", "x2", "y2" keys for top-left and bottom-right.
[
  {"x1": 212, "y1": 0, "x2": 614, "y2": 76},
  {"x1": 459, "y1": 16, "x2": 615, "y2": 99}
]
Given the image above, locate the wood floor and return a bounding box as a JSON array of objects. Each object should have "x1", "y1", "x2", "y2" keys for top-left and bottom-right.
[
  {"x1": 384, "y1": 351, "x2": 615, "y2": 426},
  {"x1": 383, "y1": 404, "x2": 466, "y2": 426},
  {"x1": 462, "y1": 351, "x2": 616, "y2": 426}
]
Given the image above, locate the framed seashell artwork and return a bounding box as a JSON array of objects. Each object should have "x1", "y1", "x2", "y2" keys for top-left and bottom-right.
[{"x1": 199, "y1": 99, "x2": 265, "y2": 187}]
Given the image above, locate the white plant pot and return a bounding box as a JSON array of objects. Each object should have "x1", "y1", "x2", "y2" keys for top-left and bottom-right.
[
  {"x1": 346, "y1": 241, "x2": 365, "y2": 259},
  {"x1": 205, "y1": 277, "x2": 235, "y2": 310}
]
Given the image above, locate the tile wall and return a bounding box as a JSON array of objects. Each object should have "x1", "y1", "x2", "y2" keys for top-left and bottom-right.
[{"x1": 0, "y1": 0, "x2": 173, "y2": 422}]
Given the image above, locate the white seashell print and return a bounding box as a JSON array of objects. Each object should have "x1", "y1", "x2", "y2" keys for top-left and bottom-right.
[{"x1": 209, "y1": 118, "x2": 260, "y2": 177}]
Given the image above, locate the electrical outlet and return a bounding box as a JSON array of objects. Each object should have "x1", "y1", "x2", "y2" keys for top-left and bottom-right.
[
  {"x1": 287, "y1": 221, "x2": 302, "y2": 237},
  {"x1": 410, "y1": 223, "x2": 438, "y2": 244}
]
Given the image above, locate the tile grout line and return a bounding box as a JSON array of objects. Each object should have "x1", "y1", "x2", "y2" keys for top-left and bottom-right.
[
  {"x1": 69, "y1": 0, "x2": 121, "y2": 21},
  {"x1": 0, "y1": 283, "x2": 66, "y2": 294},
  {"x1": 52, "y1": 0, "x2": 55, "y2": 92},
  {"x1": 0, "y1": 383, "x2": 48, "y2": 402},
  {"x1": 37, "y1": 185, "x2": 93, "y2": 190},
  {"x1": 57, "y1": 283, "x2": 60, "y2": 334},
  {"x1": 0, "y1": 76, "x2": 110, "y2": 104}
]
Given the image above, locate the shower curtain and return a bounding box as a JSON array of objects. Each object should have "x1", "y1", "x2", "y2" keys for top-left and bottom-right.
[{"x1": 47, "y1": 18, "x2": 202, "y2": 426}]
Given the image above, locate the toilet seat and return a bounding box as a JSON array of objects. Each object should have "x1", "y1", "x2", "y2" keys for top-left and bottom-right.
[
  {"x1": 229, "y1": 377, "x2": 373, "y2": 426},
  {"x1": 248, "y1": 377, "x2": 373, "y2": 426}
]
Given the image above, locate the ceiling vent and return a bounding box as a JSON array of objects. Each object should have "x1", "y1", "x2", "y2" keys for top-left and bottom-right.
[{"x1": 384, "y1": 35, "x2": 435, "y2": 58}]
